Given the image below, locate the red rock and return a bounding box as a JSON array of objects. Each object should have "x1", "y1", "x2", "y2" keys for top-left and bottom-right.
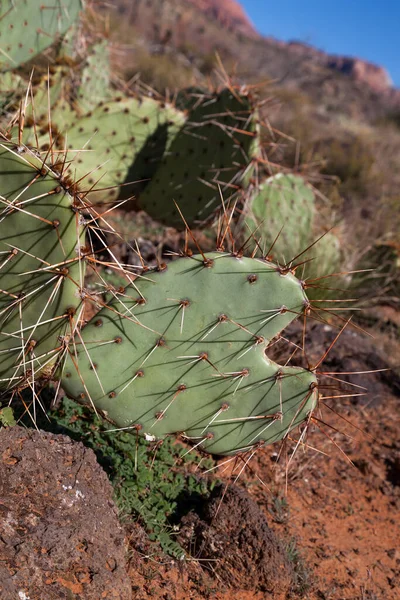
[
  {"x1": 327, "y1": 56, "x2": 393, "y2": 92},
  {"x1": 186, "y1": 0, "x2": 258, "y2": 38}
]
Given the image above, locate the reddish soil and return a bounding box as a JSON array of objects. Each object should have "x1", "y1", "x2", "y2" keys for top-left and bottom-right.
[{"x1": 250, "y1": 389, "x2": 400, "y2": 599}]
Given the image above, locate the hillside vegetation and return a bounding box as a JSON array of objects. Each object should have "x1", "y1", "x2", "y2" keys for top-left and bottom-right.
[{"x1": 101, "y1": 0, "x2": 400, "y2": 278}]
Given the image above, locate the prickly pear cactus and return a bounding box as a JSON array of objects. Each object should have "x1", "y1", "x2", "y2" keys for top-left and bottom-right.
[
  {"x1": 28, "y1": 68, "x2": 67, "y2": 121},
  {"x1": 0, "y1": 0, "x2": 83, "y2": 71},
  {"x1": 77, "y1": 41, "x2": 112, "y2": 112},
  {"x1": 138, "y1": 88, "x2": 259, "y2": 229},
  {"x1": 57, "y1": 96, "x2": 186, "y2": 201},
  {"x1": 0, "y1": 72, "x2": 24, "y2": 120},
  {"x1": 302, "y1": 231, "x2": 341, "y2": 300},
  {"x1": 62, "y1": 253, "x2": 317, "y2": 456},
  {"x1": 244, "y1": 173, "x2": 342, "y2": 299},
  {"x1": 245, "y1": 174, "x2": 315, "y2": 263},
  {"x1": 57, "y1": 22, "x2": 81, "y2": 62},
  {"x1": 0, "y1": 142, "x2": 84, "y2": 392}
]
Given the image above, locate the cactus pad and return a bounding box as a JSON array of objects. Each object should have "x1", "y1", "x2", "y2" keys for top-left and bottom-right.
[
  {"x1": 77, "y1": 41, "x2": 112, "y2": 112},
  {"x1": 138, "y1": 88, "x2": 259, "y2": 229},
  {"x1": 245, "y1": 174, "x2": 315, "y2": 263},
  {"x1": 0, "y1": 72, "x2": 24, "y2": 119},
  {"x1": 0, "y1": 143, "x2": 84, "y2": 392},
  {"x1": 58, "y1": 97, "x2": 185, "y2": 201},
  {"x1": 62, "y1": 253, "x2": 317, "y2": 456},
  {"x1": 0, "y1": 0, "x2": 82, "y2": 71}
]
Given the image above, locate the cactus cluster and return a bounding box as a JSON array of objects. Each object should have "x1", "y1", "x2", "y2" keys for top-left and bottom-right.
[
  {"x1": 0, "y1": 137, "x2": 319, "y2": 456},
  {"x1": 0, "y1": 3, "x2": 332, "y2": 459}
]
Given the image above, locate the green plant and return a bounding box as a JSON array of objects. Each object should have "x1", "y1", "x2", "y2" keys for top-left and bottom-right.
[
  {"x1": 138, "y1": 87, "x2": 259, "y2": 228},
  {"x1": 0, "y1": 143, "x2": 84, "y2": 390},
  {"x1": 0, "y1": 131, "x2": 319, "y2": 458},
  {"x1": 20, "y1": 95, "x2": 186, "y2": 203},
  {"x1": 0, "y1": 72, "x2": 24, "y2": 120},
  {"x1": 18, "y1": 84, "x2": 259, "y2": 228},
  {"x1": 77, "y1": 40, "x2": 112, "y2": 111},
  {"x1": 48, "y1": 396, "x2": 216, "y2": 558},
  {"x1": 0, "y1": 406, "x2": 16, "y2": 427},
  {"x1": 286, "y1": 538, "x2": 313, "y2": 596},
  {"x1": 61, "y1": 251, "x2": 318, "y2": 456},
  {"x1": 0, "y1": 0, "x2": 82, "y2": 71},
  {"x1": 245, "y1": 174, "x2": 316, "y2": 261},
  {"x1": 244, "y1": 173, "x2": 342, "y2": 300},
  {"x1": 269, "y1": 494, "x2": 290, "y2": 523}
]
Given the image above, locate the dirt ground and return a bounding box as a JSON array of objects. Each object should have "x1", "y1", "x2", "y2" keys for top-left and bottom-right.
[{"x1": 126, "y1": 318, "x2": 400, "y2": 600}]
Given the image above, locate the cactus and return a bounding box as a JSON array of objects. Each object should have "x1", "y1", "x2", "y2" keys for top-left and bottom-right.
[
  {"x1": 0, "y1": 137, "x2": 319, "y2": 455},
  {"x1": 77, "y1": 41, "x2": 112, "y2": 112},
  {"x1": 0, "y1": 72, "x2": 24, "y2": 120},
  {"x1": 57, "y1": 22, "x2": 81, "y2": 62},
  {"x1": 138, "y1": 88, "x2": 259, "y2": 228},
  {"x1": 0, "y1": 17, "x2": 322, "y2": 458},
  {"x1": 55, "y1": 96, "x2": 186, "y2": 201},
  {"x1": 28, "y1": 68, "x2": 67, "y2": 121},
  {"x1": 0, "y1": 0, "x2": 83, "y2": 71},
  {"x1": 245, "y1": 174, "x2": 316, "y2": 262},
  {"x1": 10, "y1": 84, "x2": 260, "y2": 230},
  {"x1": 0, "y1": 88, "x2": 319, "y2": 457},
  {"x1": 0, "y1": 141, "x2": 84, "y2": 392},
  {"x1": 244, "y1": 174, "x2": 342, "y2": 298},
  {"x1": 61, "y1": 252, "x2": 317, "y2": 456}
]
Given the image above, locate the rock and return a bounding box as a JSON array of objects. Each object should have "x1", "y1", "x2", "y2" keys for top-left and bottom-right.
[
  {"x1": 285, "y1": 41, "x2": 393, "y2": 92},
  {"x1": 0, "y1": 427, "x2": 132, "y2": 600},
  {"x1": 186, "y1": 0, "x2": 258, "y2": 38},
  {"x1": 327, "y1": 56, "x2": 393, "y2": 92},
  {"x1": 178, "y1": 484, "x2": 294, "y2": 594}
]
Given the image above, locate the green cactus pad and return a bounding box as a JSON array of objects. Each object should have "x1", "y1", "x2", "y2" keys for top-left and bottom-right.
[
  {"x1": 62, "y1": 253, "x2": 317, "y2": 456},
  {"x1": 302, "y1": 231, "x2": 342, "y2": 300},
  {"x1": 138, "y1": 88, "x2": 259, "y2": 229},
  {"x1": 29, "y1": 68, "x2": 67, "y2": 121},
  {"x1": 245, "y1": 174, "x2": 343, "y2": 298},
  {"x1": 77, "y1": 41, "x2": 112, "y2": 112},
  {"x1": 0, "y1": 72, "x2": 24, "y2": 118},
  {"x1": 57, "y1": 97, "x2": 185, "y2": 201},
  {"x1": 58, "y1": 22, "x2": 80, "y2": 61},
  {"x1": 0, "y1": 143, "x2": 84, "y2": 392},
  {"x1": 245, "y1": 173, "x2": 316, "y2": 263},
  {"x1": 0, "y1": 0, "x2": 82, "y2": 71}
]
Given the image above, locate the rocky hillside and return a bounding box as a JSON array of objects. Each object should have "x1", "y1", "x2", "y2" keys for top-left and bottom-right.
[
  {"x1": 107, "y1": 0, "x2": 399, "y2": 121},
  {"x1": 102, "y1": 0, "x2": 400, "y2": 256},
  {"x1": 186, "y1": 0, "x2": 258, "y2": 38},
  {"x1": 186, "y1": 0, "x2": 394, "y2": 94}
]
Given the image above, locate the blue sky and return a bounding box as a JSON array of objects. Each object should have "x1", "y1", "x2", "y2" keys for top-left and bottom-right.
[{"x1": 242, "y1": 0, "x2": 400, "y2": 87}]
